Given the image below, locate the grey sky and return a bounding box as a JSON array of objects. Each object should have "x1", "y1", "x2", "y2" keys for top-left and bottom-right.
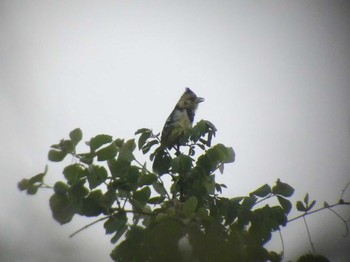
[{"x1": 1, "y1": 1, "x2": 350, "y2": 261}]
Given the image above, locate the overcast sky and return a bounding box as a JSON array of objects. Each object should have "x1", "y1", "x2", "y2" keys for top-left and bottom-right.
[{"x1": 1, "y1": 1, "x2": 350, "y2": 261}]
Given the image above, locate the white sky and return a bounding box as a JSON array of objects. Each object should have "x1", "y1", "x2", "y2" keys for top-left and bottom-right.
[{"x1": 1, "y1": 1, "x2": 350, "y2": 261}]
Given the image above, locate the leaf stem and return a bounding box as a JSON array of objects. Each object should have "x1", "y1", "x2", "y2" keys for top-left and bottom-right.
[
  {"x1": 69, "y1": 216, "x2": 110, "y2": 238},
  {"x1": 303, "y1": 216, "x2": 315, "y2": 254}
]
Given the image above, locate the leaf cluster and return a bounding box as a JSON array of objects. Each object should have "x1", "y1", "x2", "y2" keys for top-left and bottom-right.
[{"x1": 18, "y1": 123, "x2": 348, "y2": 262}]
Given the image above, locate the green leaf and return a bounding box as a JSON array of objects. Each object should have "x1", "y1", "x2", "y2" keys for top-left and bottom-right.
[
  {"x1": 137, "y1": 130, "x2": 152, "y2": 150},
  {"x1": 272, "y1": 179, "x2": 294, "y2": 197},
  {"x1": 183, "y1": 196, "x2": 198, "y2": 218},
  {"x1": 204, "y1": 175, "x2": 216, "y2": 195},
  {"x1": 104, "y1": 213, "x2": 128, "y2": 235},
  {"x1": 48, "y1": 149, "x2": 67, "y2": 162},
  {"x1": 27, "y1": 185, "x2": 39, "y2": 195},
  {"x1": 307, "y1": 200, "x2": 316, "y2": 211},
  {"x1": 89, "y1": 134, "x2": 113, "y2": 152},
  {"x1": 171, "y1": 154, "x2": 193, "y2": 174},
  {"x1": 277, "y1": 196, "x2": 292, "y2": 214},
  {"x1": 81, "y1": 190, "x2": 104, "y2": 217},
  {"x1": 54, "y1": 181, "x2": 69, "y2": 195},
  {"x1": 142, "y1": 140, "x2": 159, "y2": 154},
  {"x1": 152, "y1": 149, "x2": 171, "y2": 175},
  {"x1": 69, "y1": 128, "x2": 82, "y2": 146},
  {"x1": 296, "y1": 201, "x2": 306, "y2": 212},
  {"x1": 28, "y1": 173, "x2": 45, "y2": 184},
  {"x1": 242, "y1": 196, "x2": 257, "y2": 210},
  {"x1": 77, "y1": 152, "x2": 95, "y2": 165},
  {"x1": 63, "y1": 164, "x2": 87, "y2": 185},
  {"x1": 58, "y1": 139, "x2": 75, "y2": 153},
  {"x1": 135, "y1": 128, "x2": 151, "y2": 135},
  {"x1": 133, "y1": 186, "x2": 151, "y2": 207},
  {"x1": 304, "y1": 193, "x2": 309, "y2": 205},
  {"x1": 18, "y1": 179, "x2": 30, "y2": 191},
  {"x1": 152, "y1": 181, "x2": 168, "y2": 196},
  {"x1": 126, "y1": 166, "x2": 140, "y2": 190},
  {"x1": 217, "y1": 144, "x2": 235, "y2": 163},
  {"x1": 49, "y1": 193, "x2": 77, "y2": 224},
  {"x1": 87, "y1": 165, "x2": 108, "y2": 189},
  {"x1": 118, "y1": 139, "x2": 135, "y2": 162},
  {"x1": 138, "y1": 173, "x2": 158, "y2": 187},
  {"x1": 107, "y1": 159, "x2": 130, "y2": 178},
  {"x1": 148, "y1": 196, "x2": 165, "y2": 205},
  {"x1": 96, "y1": 142, "x2": 118, "y2": 161},
  {"x1": 69, "y1": 180, "x2": 89, "y2": 199},
  {"x1": 111, "y1": 224, "x2": 128, "y2": 244},
  {"x1": 250, "y1": 184, "x2": 272, "y2": 198}
]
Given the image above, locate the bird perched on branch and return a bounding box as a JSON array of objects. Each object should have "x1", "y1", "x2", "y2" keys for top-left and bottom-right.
[{"x1": 160, "y1": 88, "x2": 204, "y2": 150}]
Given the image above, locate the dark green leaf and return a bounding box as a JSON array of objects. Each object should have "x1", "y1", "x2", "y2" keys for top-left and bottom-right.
[
  {"x1": 111, "y1": 224, "x2": 128, "y2": 244},
  {"x1": 135, "y1": 128, "x2": 151, "y2": 135},
  {"x1": 272, "y1": 179, "x2": 294, "y2": 197},
  {"x1": 148, "y1": 196, "x2": 165, "y2": 205},
  {"x1": 242, "y1": 196, "x2": 257, "y2": 210},
  {"x1": 54, "y1": 181, "x2": 69, "y2": 195},
  {"x1": 250, "y1": 184, "x2": 272, "y2": 198},
  {"x1": 307, "y1": 200, "x2": 316, "y2": 211},
  {"x1": 142, "y1": 140, "x2": 159, "y2": 154},
  {"x1": 126, "y1": 166, "x2": 140, "y2": 190},
  {"x1": 27, "y1": 185, "x2": 39, "y2": 195},
  {"x1": 152, "y1": 149, "x2": 171, "y2": 175},
  {"x1": 138, "y1": 173, "x2": 158, "y2": 187},
  {"x1": 204, "y1": 175, "x2": 216, "y2": 195},
  {"x1": 87, "y1": 165, "x2": 108, "y2": 189},
  {"x1": 118, "y1": 139, "x2": 135, "y2": 162},
  {"x1": 69, "y1": 128, "x2": 82, "y2": 146},
  {"x1": 49, "y1": 193, "x2": 77, "y2": 224},
  {"x1": 296, "y1": 201, "x2": 306, "y2": 212},
  {"x1": 69, "y1": 180, "x2": 89, "y2": 199},
  {"x1": 89, "y1": 134, "x2": 113, "y2": 152},
  {"x1": 133, "y1": 186, "x2": 151, "y2": 207},
  {"x1": 48, "y1": 149, "x2": 67, "y2": 162},
  {"x1": 183, "y1": 196, "x2": 198, "y2": 218},
  {"x1": 107, "y1": 159, "x2": 130, "y2": 178},
  {"x1": 104, "y1": 213, "x2": 128, "y2": 236},
  {"x1": 63, "y1": 164, "x2": 87, "y2": 185},
  {"x1": 153, "y1": 181, "x2": 167, "y2": 196},
  {"x1": 218, "y1": 164, "x2": 224, "y2": 174},
  {"x1": 304, "y1": 193, "x2": 309, "y2": 205},
  {"x1": 77, "y1": 152, "x2": 95, "y2": 165},
  {"x1": 18, "y1": 179, "x2": 29, "y2": 191},
  {"x1": 81, "y1": 190, "x2": 103, "y2": 217},
  {"x1": 216, "y1": 144, "x2": 235, "y2": 163},
  {"x1": 96, "y1": 142, "x2": 118, "y2": 161},
  {"x1": 215, "y1": 183, "x2": 223, "y2": 194},
  {"x1": 59, "y1": 139, "x2": 75, "y2": 153},
  {"x1": 171, "y1": 154, "x2": 193, "y2": 174},
  {"x1": 28, "y1": 173, "x2": 45, "y2": 184},
  {"x1": 137, "y1": 130, "x2": 152, "y2": 150},
  {"x1": 277, "y1": 196, "x2": 292, "y2": 214}
]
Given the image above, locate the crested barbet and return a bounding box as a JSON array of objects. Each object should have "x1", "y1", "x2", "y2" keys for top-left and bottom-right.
[{"x1": 160, "y1": 88, "x2": 204, "y2": 149}]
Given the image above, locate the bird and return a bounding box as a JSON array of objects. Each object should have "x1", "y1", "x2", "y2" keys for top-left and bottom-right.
[{"x1": 160, "y1": 88, "x2": 204, "y2": 151}]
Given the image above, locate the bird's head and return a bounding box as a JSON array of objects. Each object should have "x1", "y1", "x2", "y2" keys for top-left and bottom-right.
[{"x1": 177, "y1": 88, "x2": 204, "y2": 110}]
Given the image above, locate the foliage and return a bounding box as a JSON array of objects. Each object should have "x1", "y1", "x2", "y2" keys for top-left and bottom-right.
[{"x1": 18, "y1": 122, "x2": 349, "y2": 262}]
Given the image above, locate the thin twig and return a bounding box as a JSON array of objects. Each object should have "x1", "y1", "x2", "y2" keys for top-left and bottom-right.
[
  {"x1": 278, "y1": 229, "x2": 285, "y2": 259},
  {"x1": 340, "y1": 182, "x2": 350, "y2": 200},
  {"x1": 69, "y1": 216, "x2": 110, "y2": 238},
  {"x1": 327, "y1": 207, "x2": 349, "y2": 237},
  {"x1": 288, "y1": 201, "x2": 350, "y2": 223},
  {"x1": 303, "y1": 216, "x2": 315, "y2": 254}
]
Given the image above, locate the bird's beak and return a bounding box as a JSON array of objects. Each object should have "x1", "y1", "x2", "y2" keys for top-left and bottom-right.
[{"x1": 196, "y1": 97, "x2": 204, "y2": 103}]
